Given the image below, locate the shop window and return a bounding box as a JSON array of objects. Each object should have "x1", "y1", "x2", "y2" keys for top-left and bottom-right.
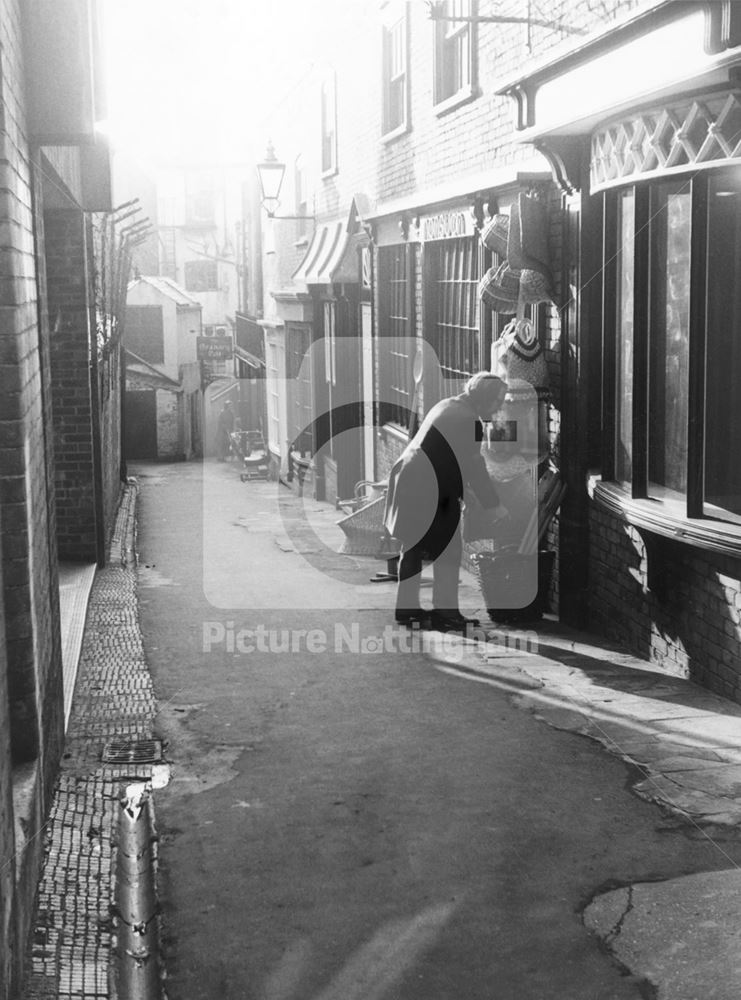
[
  {"x1": 433, "y1": 0, "x2": 477, "y2": 113},
  {"x1": 125, "y1": 306, "x2": 164, "y2": 364},
  {"x1": 615, "y1": 189, "x2": 635, "y2": 487},
  {"x1": 377, "y1": 244, "x2": 414, "y2": 427},
  {"x1": 605, "y1": 167, "x2": 741, "y2": 529},
  {"x1": 321, "y1": 71, "x2": 338, "y2": 177},
  {"x1": 705, "y1": 171, "x2": 741, "y2": 522},
  {"x1": 647, "y1": 182, "x2": 690, "y2": 499},
  {"x1": 426, "y1": 236, "x2": 482, "y2": 398},
  {"x1": 184, "y1": 259, "x2": 218, "y2": 292},
  {"x1": 382, "y1": 9, "x2": 408, "y2": 137}
]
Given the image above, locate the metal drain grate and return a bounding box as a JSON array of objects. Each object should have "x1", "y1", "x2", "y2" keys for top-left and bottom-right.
[{"x1": 101, "y1": 738, "x2": 163, "y2": 765}]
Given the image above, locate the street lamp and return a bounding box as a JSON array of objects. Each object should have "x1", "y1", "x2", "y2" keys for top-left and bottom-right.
[{"x1": 256, "y1": 141, "x2": 315, "y2": 221}]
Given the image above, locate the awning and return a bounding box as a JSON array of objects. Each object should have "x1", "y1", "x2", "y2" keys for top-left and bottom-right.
[
  {"x1": 292, "y1": 220, "x2": 346, "y2": 285},
  {"x1": 292, "y1": 195, "x2": 370, "y2": 286},
  {"x1": 234, "y1": 345, "x2": 265, "y2": 370}
]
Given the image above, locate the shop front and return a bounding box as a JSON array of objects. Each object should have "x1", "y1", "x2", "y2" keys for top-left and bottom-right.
[
  {"x1": 500, "y1": 0, "x2": 741, "y2": 698},
  {"x1": 370, "y1": 182, "x2": 553, "y2": 478},
  {"x1": 270, "y1": 198, "x2": 371, "y2": 504}
]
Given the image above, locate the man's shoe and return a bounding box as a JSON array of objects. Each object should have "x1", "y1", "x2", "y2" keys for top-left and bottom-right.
[
  {"x1": 429, "y1": 611, "x2": 480, "y2": 632},
  {"x1": 395, "y1": 609, "x2": 426, "y2": 626}
]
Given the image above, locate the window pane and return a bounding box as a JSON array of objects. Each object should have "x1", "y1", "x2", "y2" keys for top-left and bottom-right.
[
  {"x1": 648, "y1": 183, "x2": 690, "y2": 497},
  {"x1": 436, "y1": 0, "x2": 470, "y2": 102},
  {"x1": 377, "y1": 246, "x2": 413, "y2": 426},
  {"x1": 383, "y1": 18, "x2": 406, "y2": 133},
  {"x1": 705, "y1": 172, "x2": 741, "y2": 519},
  {"x1": 184, "y1": 259, "x2": 218, "y2": 292},
  {"x1": 429, "y1": 237, "x2": 480, "y2": 395},
  {"x1": 615, "y1": 190, "x2": 635, "y2": 485}
]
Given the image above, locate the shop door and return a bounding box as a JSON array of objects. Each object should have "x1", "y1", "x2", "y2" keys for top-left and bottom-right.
[{"x1": 124, "y1": 390, "x2": 158, "y2": 459}]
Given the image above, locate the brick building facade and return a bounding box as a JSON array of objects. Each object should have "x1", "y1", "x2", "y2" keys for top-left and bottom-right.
[
  {"x1": 0, "y1": 1, "x2": 118, "y2": 995},
  {"x1": 259, "y1": 0, "x2": 741, "y2": 699}
]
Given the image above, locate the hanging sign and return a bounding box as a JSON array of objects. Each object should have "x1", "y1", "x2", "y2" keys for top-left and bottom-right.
[{"x1": 197, "y1": 335, "x2": 233, "y2": 361}]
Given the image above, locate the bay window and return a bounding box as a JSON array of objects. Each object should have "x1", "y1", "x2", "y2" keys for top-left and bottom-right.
[{"x1": 604, "y1": 166, "x2": 741, "y2": 539}]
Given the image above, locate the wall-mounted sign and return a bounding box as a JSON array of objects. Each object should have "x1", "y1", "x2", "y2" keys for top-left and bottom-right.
[
  {"x1": 419, "y1": 209, "x2": 474, "y2": 242},
  {"x1": 197, "y1": 335, "x2": 233, "y2": 361}
]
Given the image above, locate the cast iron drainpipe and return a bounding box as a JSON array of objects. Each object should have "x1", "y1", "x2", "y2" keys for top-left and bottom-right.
[{"x1": 110, "y1": 782, "x2": 162, "y2": 1000}]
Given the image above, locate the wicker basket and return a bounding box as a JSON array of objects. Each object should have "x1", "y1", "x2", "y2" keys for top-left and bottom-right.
[{"x1": 337, "y1": 496, "x2": 400, "y2": 557}]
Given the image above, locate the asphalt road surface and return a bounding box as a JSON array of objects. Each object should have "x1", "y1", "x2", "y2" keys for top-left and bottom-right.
[{"x1": 133, "y1": 460, "x2": 741, "y2": 1000}]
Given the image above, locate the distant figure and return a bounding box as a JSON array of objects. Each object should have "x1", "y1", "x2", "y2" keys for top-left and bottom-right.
[
  {"x1": 216, "y1": 400, "x2": 235, "y2": 461},
  {"x1": 383, "y1": 372, "x2": 509, "y2": 631}
]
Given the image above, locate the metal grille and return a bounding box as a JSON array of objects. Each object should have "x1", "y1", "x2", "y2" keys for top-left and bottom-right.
[{"x1": 101, "y1": 739, "x2": 162, "y2": 765}]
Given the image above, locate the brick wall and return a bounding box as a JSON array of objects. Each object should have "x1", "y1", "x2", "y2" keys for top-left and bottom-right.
[
  {"x1": 99, "y1": 347, "x2": 122, "y2": 534},
  {"x1": 0, "y1": 1, "x2": 66, "y2": 994},
  {"x1": 589, "y1": 503, "x2": 741, "y2": 701},
  {"x1": 0, "y1": 548, "x2": 14, "y2": 1000},
  {"x1": 45, "y1": 208, "x2": 99, "y2": 562}
]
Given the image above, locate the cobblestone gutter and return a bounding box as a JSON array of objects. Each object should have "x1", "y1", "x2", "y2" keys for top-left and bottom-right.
[{"x1": 22, "y1": 480, "x2": 160, "y2": 1000}]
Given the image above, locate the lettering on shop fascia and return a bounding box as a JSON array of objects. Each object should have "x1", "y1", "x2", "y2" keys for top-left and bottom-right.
[{"x1": 418, "y1": 210, "x2": 473, "y2": 242}]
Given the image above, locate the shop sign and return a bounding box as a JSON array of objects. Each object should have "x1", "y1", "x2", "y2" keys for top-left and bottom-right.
[
  {"x1": 419, "y1": 209, "x2": 473, "y2": 242},
  {"x1": 197, "y1": 335, "x2": 233, "y2": 361}
]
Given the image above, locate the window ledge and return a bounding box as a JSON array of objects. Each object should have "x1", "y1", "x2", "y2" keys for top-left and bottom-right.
[
  {"x1": 591, "y1": 478, "x2": 741, "y2": 558},
  {"x1": 433, "y1": 84, "x2": 477, "y2": 118},
  {"x1": 381, "y1": 121, "x2": 410, "y2": 145}
]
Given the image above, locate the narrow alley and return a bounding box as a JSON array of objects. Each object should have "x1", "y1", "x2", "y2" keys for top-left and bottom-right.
[{"x1": 132, "y1": 459, "x2": 741, "y2": 1000}]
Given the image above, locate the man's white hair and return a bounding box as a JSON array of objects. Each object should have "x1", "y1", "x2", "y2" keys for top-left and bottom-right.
[{"x1": 464, "y1": 372, "x2": 507, "y2": 397}]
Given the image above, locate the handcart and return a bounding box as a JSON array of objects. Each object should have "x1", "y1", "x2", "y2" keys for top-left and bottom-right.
[{"x1": 229, "y1": 430, "x2": 270, "y2": 481}]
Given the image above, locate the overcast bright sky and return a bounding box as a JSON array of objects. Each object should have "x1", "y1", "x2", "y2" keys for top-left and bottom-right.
[{"x1": 101, "y1": 0, "x2": 351, "y2": 167}]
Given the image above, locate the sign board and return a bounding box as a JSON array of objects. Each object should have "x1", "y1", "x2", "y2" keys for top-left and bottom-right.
[
  {"x1": 197, "y1": 336, "x2": 233, "y2": 361},
  {"x1": 417, "y1": 209, "x2": 476, "y2": 242}
]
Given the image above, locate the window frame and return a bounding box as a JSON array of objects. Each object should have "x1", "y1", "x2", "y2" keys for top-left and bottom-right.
[
  {"x1": 433, "y1": 0, "x2": 478, "y2": 116},
  {"x1": 424, "y1": 234, "x2": 485, "y2": 404},
  {"x1": 320, "y1": 70, "x2": 338, "y2": 178},
  {"x1": 376, "y1": 243, "x2": 415, "y2": 429},
  {"x1": 597, "y1": 167, "x2": 741, "y2": 554},
  {"x1": 382, "y1": 7, "x2": 410, "y2": 140}
]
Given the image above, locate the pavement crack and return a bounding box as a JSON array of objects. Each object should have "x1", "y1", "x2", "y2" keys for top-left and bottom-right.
[{"x1": 605, "y1": 884, "x2": 633, "y2": 945}]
